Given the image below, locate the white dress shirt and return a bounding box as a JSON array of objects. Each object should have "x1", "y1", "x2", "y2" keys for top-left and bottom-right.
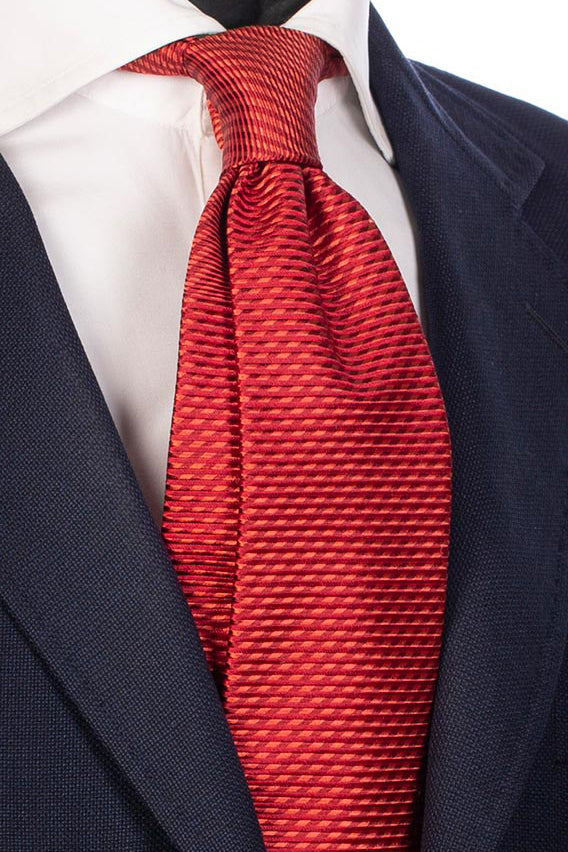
[{"x1": 0, "y1": 0, "x2": 421, "y2": 525}]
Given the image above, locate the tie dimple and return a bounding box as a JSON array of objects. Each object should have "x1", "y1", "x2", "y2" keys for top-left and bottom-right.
[
  {"x1": 124, "y1": 26, "x2": 452, "y2": 852},
  {"x1": 125, "y1": 26, "x2": 347, "y2": 169}
]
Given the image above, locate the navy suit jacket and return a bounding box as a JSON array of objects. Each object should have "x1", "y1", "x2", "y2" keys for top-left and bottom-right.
[{"x1": 1, "y1": 6, "x2": 567, "y2": 851}]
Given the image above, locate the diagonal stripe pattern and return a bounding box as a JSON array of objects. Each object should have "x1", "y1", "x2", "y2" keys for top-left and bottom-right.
[{"x1": 125, "y1": 25, "x2": 452, "y2": 852}]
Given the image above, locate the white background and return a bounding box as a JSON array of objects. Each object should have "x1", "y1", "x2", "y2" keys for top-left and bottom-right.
[{"x1": 374, "y1": 1, "x2": 568, "y2": 120}]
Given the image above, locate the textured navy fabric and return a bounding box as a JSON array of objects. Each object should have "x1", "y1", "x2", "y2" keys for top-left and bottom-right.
[
  {"x1": 1, "y1": 5, "x2": 568, "y2": 850},
  {"x1": 0, "y1": 605, "x2": 174, "y2": 851},
  {"x1": 366, "y1": 15, "x2": 568, "y2": 850},
  {"x1": 366, "y1": 16, "x2": 568, "y2": 848}
]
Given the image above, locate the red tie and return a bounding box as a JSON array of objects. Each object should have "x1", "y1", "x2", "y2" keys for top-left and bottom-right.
[{"x1": 125, "y1": 25, "x2": 452, "y2": 852}]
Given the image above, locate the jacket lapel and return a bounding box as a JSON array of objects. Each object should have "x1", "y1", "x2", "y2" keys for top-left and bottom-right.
[
  {"x1": 368, "y1": 7, "x2": 568, "y2": 851},
  {"x1": 0, "y1": 155, "x2": 265, "y2": 852}
]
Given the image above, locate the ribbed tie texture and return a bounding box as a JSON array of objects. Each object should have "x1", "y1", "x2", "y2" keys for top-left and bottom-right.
[{"x1": 125, "y1": 25, "x2": 452, "y2": 852}]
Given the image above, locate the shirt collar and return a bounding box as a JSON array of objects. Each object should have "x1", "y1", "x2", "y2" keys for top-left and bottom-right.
[{"x1": 0, "y1": 0, "x2": 394, "y2": 164}]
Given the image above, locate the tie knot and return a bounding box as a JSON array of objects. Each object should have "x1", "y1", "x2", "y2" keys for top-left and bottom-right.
[{"x1": 125, "y1": 26, "x2": 347, "y2": 170}]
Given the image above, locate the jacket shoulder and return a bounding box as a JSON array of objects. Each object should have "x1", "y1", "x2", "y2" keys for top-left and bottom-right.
[
  {"x1": 411, "y1": 61, "x2": 568, "y2": 269},
  {"x1": 411, "y1": 60, "x2": 568, "y2": 165}
]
